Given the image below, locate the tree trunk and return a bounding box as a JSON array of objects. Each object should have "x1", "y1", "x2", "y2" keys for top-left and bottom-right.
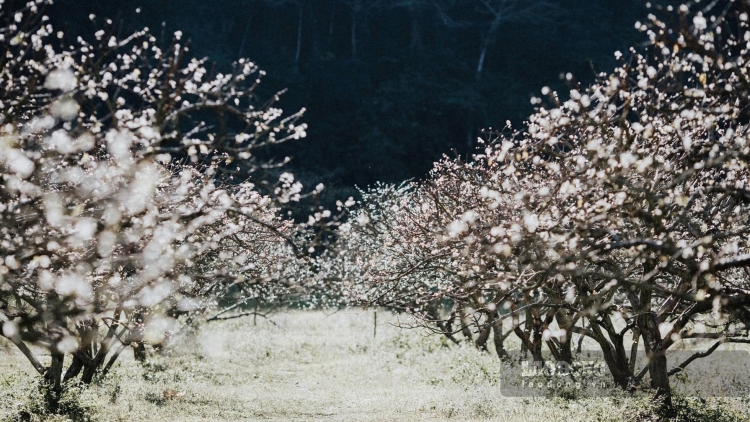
[
  {"x1": 542, "y1": 310, "x2": 561, "y2": 361},
  {"x1": 63, "y1": 353, "x2": 84, "y2": 382},
  {"x1": 520, "y1": 310, "x2": 532, "y2": 357},
  {"x1": 81, "y1": 357, "x2": 100, "y2": 384},
  {"x1": 633, "y1": 274, "x2": 672, "y2": 408},
  {"x1": 629, "y1": 327, "x2": 640, "y2": 376},
  {"x1": 531, "y1": 314, "x2": 544, "y2": 362},
  {"x1": 514, "y1": 309, "x2": 544, "y2": 362},
  {"x1": 45, "y1": 351, "x2": 64, "y2": 392},
  {"x1": 82, "y1": 338, "x2": 112, "y2": 384},
  {"x1": 64, "y1": 321, "x2": 97, "y2": 382},
  {"x1": 100, "y1": 344, "x2": 128, "y2": 378},
  {"x1": 2, "y1": 334, "x2": 46, "y2": 375},
  {"x1": 427, "y1": 302, "x2": 460, "y2": 344},
  {"x1": 475, "y1": 316, "x2": 492, "y2": 352},
  {"x1": 514, "y1": 324, "x2": 544, "y2": 363},
  {"x1": 133, "y1": 342, "x2": 148, "y2": 362},
  {"x1": 459, "y1": 306, "x2": 473, "y2": 342},
  {"x1": 492, "y1": 312, "x2": 509, "y2": 360},
  {"x1": 42, "y1": 350, "x2": 65, "y2": 411},
  {"x1": 638, "y1": 311, "x2": 672, "y2": 408},
  {"x1": 555, "y1": 313, "x2": 574, "y2": 363},
  {"x1": 522, "y1": 309, "x2": 545, "y2": 362},
  {"x1": 589, "y1": 318, "x2": 632, "y2": 389}
]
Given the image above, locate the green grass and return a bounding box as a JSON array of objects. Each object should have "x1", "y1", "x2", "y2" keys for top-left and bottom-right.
[{"x1": 1, "y1": 310, "x2": 749, "y2": 421}]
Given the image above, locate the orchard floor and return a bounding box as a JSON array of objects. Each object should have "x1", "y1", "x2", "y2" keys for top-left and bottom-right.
[{"x1": 2, "y1": 310, "x2": 750, "y2": 421}]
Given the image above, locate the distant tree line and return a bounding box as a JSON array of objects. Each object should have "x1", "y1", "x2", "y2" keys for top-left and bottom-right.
[{"x1": 47, "y1": 0, "x2": 665, "y2": 191}]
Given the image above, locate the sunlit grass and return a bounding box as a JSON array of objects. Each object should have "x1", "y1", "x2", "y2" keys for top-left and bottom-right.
[{"x1": 2, "y1": 310, "x2": 749, "y2": 421}]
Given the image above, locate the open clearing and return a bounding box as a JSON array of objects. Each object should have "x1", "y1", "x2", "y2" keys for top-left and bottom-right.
[{"x1": 2, "y1": 310, "x2": 750, "y2": 421}]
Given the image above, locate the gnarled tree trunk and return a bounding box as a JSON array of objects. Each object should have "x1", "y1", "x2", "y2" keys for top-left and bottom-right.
[{"x1": 638, "y1": 310, "x2": 672, "y2": 408}]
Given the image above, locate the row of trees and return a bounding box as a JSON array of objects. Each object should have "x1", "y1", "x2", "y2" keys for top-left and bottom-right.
[
  {"x1": 327, "y1": 0, "x2": 750, "y2": 407},
  {"x1": 0, "y1": 0, "x2": 332, "y2": 406},
  {"x1": 3, "y1": 0, "x2": 750, "y2": 415}
]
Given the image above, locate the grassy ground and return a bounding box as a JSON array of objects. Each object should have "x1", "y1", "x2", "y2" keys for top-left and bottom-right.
[{"x1": 1, "y1": 310, "x2": 749, "y2": 421}]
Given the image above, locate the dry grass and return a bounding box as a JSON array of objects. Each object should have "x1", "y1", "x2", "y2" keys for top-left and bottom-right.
[{"x1": 1, "y1": 310, "x2": 749, "y2": 421}]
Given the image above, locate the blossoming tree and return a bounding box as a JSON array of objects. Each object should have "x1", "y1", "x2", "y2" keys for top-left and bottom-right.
[
  {"x1": 331, "y1": 1, "x2": 750, "y2": 407},
  {"x1": 0, "y1": 0, "x2": 315, "y2": 398}
]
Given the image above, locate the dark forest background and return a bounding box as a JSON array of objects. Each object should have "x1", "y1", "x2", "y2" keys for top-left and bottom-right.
[{"x1": 49, "y1": 0, "x2": 673, "y2": 199}]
